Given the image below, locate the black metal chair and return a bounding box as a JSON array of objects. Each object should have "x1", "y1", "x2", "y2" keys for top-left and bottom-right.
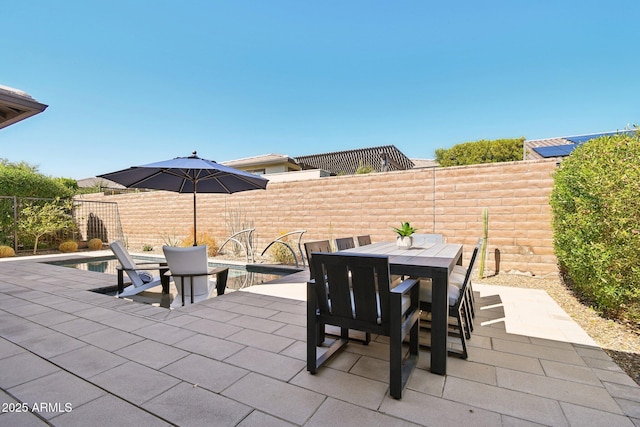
[
  {"x1": 307, "y1": 252, "x2": 420, "y2": 399},
  {"x1": 418, "y1": 239, "x2": 480, "y2": 359},
  {"x1": 304, "y1": 240, "x2": 332, "y2": 280},
  {"x1": 356, "y1": 235, "x2": 372, "y2": 246},
  {"x1": 335, "y1": 237, "x2": 356, "y2": 250}
]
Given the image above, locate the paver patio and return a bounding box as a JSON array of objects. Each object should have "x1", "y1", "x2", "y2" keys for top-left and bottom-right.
[{"x1": 1, "y1": 253, "x2": 639, "y2": 426}]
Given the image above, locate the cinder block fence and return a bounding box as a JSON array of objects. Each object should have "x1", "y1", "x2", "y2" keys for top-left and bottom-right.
[{"x1": 78, "y1": 159, "x2": 559, "y2": 276}]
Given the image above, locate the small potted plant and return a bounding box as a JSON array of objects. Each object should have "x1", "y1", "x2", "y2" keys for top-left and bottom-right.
[{"x1": 393, "y1": 222, "x2": 418, "y2": 249}]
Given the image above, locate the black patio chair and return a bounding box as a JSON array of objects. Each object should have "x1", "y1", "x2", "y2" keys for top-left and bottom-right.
[
  {"x1": 334, "y1": 237, "x2": 356, "y2": 250},
  {"x1": 304, "y1": 240, "x2": 332, "y2": 280},
  {"x1": 418, "y1": 239, "x2": 481, "y2": 359},
  {"x1": 307, "y1": 252, "x2": 420, "y2": 399},
  {"x1": 356, "y1": 235, "x2": 372, "y2": 246}
]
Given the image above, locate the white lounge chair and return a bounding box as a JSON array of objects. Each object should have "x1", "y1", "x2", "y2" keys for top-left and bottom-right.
[
  {"x1": 110, "y1": 240, "x2": 164, "y2": 297},
  {"x1": 162, "y1": 245, "x2": 229, "y2": 308}
]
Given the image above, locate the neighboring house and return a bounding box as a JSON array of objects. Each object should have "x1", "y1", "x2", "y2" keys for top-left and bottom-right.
[
  {"x1": 222, "y1": 154, "x2": 301, "y2": 175},
  {"x1": 295, "y1": 145, "x2": 415, "y2": 175},
  {"x1": 0, "y1": 84, "x2": 48, "y2": 130},
  {"x1": 524, "y1": 130, "x2": 636, "y2": 160},
  {"x1": 221, "y1": 145, "x2": 417, "y2": 180}
]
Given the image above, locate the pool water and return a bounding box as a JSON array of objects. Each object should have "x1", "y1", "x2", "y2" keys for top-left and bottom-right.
[{"x1": 48, "y1": 256, "x2": 294, "y2": 308}]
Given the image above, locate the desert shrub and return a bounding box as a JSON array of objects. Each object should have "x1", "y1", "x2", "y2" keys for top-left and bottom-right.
[
  {"x1": 180, "y1": 230, "x2": 219, "y2": 257},
  {"x1": 435, "y1": 137, "x2": 524, "y2": 167},
  {"x1": 267, "y1": 232, "x2": 296, "y2": 264},
  {"x1": 59, "y1": 241, "x2": 78, "y2": 253},
  {"x1": 87, "y1": 238, "x2": 103, "y2": 250},
  {"x1": 142, "y1": 244, "x2": 154, "y2": 252},
  {"x1": 550, "y1": 131, "x2": 640, "y2": 322},
  {"x1": 0, "y1": 245, "x2": 15, "y2": 257}
]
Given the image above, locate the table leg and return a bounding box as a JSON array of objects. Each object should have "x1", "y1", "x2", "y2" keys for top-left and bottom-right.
[
  {"x1": 117, "y1": 269, "x2": 124, "y2": 293},
  {"x1": 160, "y1": 266, "x2": 170, "y2": 294},
  {"x1": 430, "y1": 269, "x2": 449, "y2": 375}
]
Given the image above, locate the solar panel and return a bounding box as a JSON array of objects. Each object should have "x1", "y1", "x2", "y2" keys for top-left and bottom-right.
[
  {"x1": 532, "y1": 144, "x2": 577, "y2": 158},
  {"x1": 565, "y1": 130, "x2": 635, "y2": 144}
]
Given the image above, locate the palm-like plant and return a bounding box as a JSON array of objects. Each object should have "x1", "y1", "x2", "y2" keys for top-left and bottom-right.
[{"x1": 393, "y1": 222, "x2": 418, "y2": 237}]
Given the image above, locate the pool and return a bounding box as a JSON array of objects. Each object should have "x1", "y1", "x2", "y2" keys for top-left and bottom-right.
[{"x1": 47, "y1": 255, "x2": 299, "y2": 308}]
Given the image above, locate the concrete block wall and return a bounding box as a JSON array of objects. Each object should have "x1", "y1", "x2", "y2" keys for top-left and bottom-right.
[{"x1": 78, "y1": 159, "x2": 558, "y2": 276}]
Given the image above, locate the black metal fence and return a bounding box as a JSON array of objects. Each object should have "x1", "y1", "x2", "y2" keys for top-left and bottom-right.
[{"x1": 0, "y1": 196, "x2": 124, "y2": 252}]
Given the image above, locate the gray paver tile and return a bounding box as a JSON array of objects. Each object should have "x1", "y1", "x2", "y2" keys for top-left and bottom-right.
[
  {"x1": 0, "y1": 352, "x2": 59, "y2": 389},
  {"x1": 133, "y1": 322, "x2": 197, "y2": 345},
  {"x1": 89, "y1": 361, "x2": 181, "y2": 405},
  {"x1": 27, "y1": 309, "x2": 77, "y2": 326},
  {"x1": 79, "y1": 327, "x2": 144, "y2": 351},
  {"x1": 467, "y1": 346, "x2": 544, "y2": 375},
  {"x1": 8, "y1": 371, "x2": 105, "y2": 420},
  {"x1": 540, "y1": 359, "x2": 602, "y2": 386},
  {"x1": 20, "y1": 332, "x2": 86, "y2": 358},
  {"x1": 174, "y1": 333, "x2": 244, "y2": 360},
  {"x1": 51, "y1": 394, "x2": 171, "y2": 426},
  {"x1": 226, "y1": 347, "x2": 305, "y2": 381},
  {"x1": 226, "y1": 328, "x2": 295, "y2": 353},
  {"x1": 0, "y1": 337, "x2": 25, "y2": 359},
  {"x1": 143, "y1": 381, "x2": 252, "y2": 426},
  {"x1": 115, "y1": 339, "x2": 189, "y2": 369},
  {"x1": 0, "y1": 411, "x2": 50, "y2": 426},
  {"x1": 50, "y1": 317, "x2": 108, "y2": 337},
  {"x1": 50, "y1": 345, "x2": 127, "y2": 377},
  {"x1": 227, "y1": 314, "x2": 286, "y2": 333},
  {"x1": 560, "y1": 401, "x2": 635, "y2": 427},
  {"x1": 182, "y1": 317, "x2": 243, "y2": 338},
  {"x1": 162, "y1": 353, "x2": 248, "y2": 392},
  {"x1": 492, "y1": 337, "x2": 586, "y2": 365},
  {"x1": 496, "y1": 367, "x2": 623, "y2": 414},
  {"x1": 97, "y1": 312, "x2": 157, "y2": 332},
  {"x1": 380, "y1": 388, "x2": 502, "y2": 427},
  {"x1": 291, "y1": 366, "x2": 388, "y2": 409},
  {"x1": 223, "y1": 372, "x2": 325, "y2": 425},
  {"x1": 443, "y1": 376, "x2": 568, "y2": 426},
  {"x1": 307, "y1": 397, "x2": 420, "y2": 427},
  {"x1": 237, "y1": 410, "x2": 297, "y2": 427}
]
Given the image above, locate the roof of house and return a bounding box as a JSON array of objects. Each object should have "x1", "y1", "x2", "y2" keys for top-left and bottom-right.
[
  {"x1": 0, "y1": 85, "x2": 48, "y2": 130},
  {"x1": 294, "y1": 145, "x2": 414, "y2": 175},
  {"x1": 222, "y1": 154, "x2": 299, "y2": 169},
  {"x1": 524, "y1": 130, "x2": 636, "y2": 159}
]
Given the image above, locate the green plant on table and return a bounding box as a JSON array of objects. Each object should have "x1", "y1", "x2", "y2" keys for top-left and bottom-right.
[{"x1": 393, "y1": 222, "x2": 418, "y2": 237}]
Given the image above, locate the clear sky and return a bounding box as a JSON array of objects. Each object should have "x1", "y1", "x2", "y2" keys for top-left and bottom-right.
[{"x1": 2, "y1": 1, "x2": 639, "y2": 180}]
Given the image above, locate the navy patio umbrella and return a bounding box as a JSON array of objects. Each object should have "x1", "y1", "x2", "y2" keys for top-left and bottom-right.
[{"x1": 98, "y1": 151, "x2": 268, "y2": 246}]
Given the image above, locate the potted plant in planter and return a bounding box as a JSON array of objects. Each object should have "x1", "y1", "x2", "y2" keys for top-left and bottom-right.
[{"x1": 393, "y1": 222, "x2": 418, "y2": 249}]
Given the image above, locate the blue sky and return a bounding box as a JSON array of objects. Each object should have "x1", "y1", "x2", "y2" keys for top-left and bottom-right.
[{"x1": 2, "y1": 1, "x2": 638, "y2": 180}]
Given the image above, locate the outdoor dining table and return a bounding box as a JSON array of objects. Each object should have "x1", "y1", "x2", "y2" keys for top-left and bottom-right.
[{"x1": 338, "y1": 240, "x2": 463, "y2": 375}]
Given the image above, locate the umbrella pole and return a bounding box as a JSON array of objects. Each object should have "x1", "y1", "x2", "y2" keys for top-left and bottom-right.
[{"x1": 193, "y1": 187, "x2": 198, "y2": 246}]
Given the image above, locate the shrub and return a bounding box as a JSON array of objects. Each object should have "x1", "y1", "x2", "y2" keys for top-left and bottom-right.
[
  {"x1": 267, "y1": 232, "x2": 296, "y2": 264},
  {"x1": 142, "y1": 244, "x2": 154, "y2": 252},
  {"x1": 435, "y1": 137, "x2": 524, "y2": 167},
  {"x1": 87, "y1": 238, "x2": 103, "y2": 250},
  {"x1": 550, "y1": 131, "x2": 640, "y2": 322},
  {"x1": 59, "y1": 241, "x2": 78, "y2": 253},
  {"x1": 0, "y1": 245, "x2": 15, "y2": 257},
  {"x1": 180, "y1": 230, "x2": 219, "y2": 257}
]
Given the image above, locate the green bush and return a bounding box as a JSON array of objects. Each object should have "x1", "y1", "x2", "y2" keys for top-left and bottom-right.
[
  {"x1": 550, "y1": 131, "x2": 640, "y2": 322},
  {"x1": 435, "y1": 137, "x2": 524, "y2": 167}
]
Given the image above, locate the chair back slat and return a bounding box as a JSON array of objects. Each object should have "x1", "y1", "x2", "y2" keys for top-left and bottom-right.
[
  {"x1": 456, "y1": 239, "x2": 482, "y2": 303},
  {"x1": 356, "y1": 235, "x2": 372, "y2": 246},
  {"x1": 335, "y1": 237, "x2": 356, "y2": 250},
  {"x1": 311, "y1": 253, "x2": 391, "y2": 325},
  {"x1": 304, "y1": 240, "x2": 332, "y2": 279}
]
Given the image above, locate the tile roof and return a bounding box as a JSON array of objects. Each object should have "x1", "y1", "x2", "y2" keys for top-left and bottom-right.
[{"x1": 295, "y1": 145, "x2": 414, "y2": 175}]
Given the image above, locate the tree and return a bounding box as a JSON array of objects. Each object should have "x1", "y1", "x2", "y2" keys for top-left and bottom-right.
[
  {"x1": 0, "y1": 159, "x2": 75, "y2": 198},
  {"x1": 550, "y1": 131, "x2": 640, "y2": 322},
  {"x1": 435, "y1": 137, "x2": 525, "y2": 167},
  {"x1": 18, "y1": 199, "x2": 76, "y2": 254}
]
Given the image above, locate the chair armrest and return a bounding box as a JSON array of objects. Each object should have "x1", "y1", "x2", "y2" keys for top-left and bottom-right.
[
  {"x1": 117, "y1": 262, "x2": 167, "y2": 272},
  {"x1": 390, "y1": 278, "x2": 419, "y2": 296}
]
